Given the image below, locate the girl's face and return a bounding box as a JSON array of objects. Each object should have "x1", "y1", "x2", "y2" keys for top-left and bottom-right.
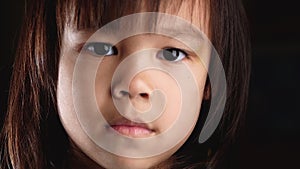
[{"x1": 57, "y1": 1, "x2": 210, "y2": 169}]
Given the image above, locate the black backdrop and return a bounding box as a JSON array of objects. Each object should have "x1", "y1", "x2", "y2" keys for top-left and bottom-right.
[
  {"x1": 238, "y1": 0, "x2": 300, "y2": 168},
  {"x1": 1, "y1": 1, "x2": 299, "y2": 168}
]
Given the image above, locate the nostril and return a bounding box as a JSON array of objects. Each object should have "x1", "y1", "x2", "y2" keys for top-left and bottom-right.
[
  {"x1": 139, "y1": 93, "x2": 149, "y2": 99},
  {"x1": 112, "y1": 89, "x2": 129, "y2": 99},
  {"x1": 120, "y1": 90, "x2": 129, "y2": 96}
]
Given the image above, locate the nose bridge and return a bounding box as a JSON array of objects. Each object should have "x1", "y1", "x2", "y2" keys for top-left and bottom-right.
[{"x1": 121, "y1": 35, "x2": 156, "y2": 56}]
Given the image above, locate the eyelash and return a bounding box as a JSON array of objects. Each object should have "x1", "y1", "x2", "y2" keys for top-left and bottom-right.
[{"x1": 83, "y1": 42, "x2": 189, "y2": 62}]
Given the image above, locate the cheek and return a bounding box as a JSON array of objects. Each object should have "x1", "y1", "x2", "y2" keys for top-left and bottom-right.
[
  {"x1": 57, "y1": 53, "x2": 113, "y2": 168},
  {"x1": 95, "y1": 58, "x2": 119, "y2": 120},
  {"x1": 150, "y1": 72, "x2": 182, "y2": 132},
  {"x1": 57, "y1": 53, "x2": 94, "y2": 152},
  {"x1": 57, "y1": 53, "x2": 76, "y2": 129},
  {"x1": 188, "y1": 59, "x2": 208, "y2": 96}
]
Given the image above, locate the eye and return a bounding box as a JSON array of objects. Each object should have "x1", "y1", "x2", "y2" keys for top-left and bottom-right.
[
  {"x1": 157, "y1": 48, "x2": 187, "y2": 62},
  {"x1": 83, "y1": 42, "x2": 118, "y2": 56}
]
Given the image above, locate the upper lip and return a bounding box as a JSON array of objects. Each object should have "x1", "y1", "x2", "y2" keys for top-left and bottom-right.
[{"x1": 110, "y1": 118, "x2": 154, "y2": 131}]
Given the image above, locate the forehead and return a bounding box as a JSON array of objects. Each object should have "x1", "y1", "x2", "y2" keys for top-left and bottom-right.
[{"x1": 62, "y1": 0, "x2": 209, "y2": 35}]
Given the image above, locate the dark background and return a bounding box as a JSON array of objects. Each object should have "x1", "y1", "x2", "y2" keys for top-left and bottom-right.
[
  {"x1": 1, "y1": 1, "x2": 299, "y2": 168},
  {"x1": 239, "y1": 1, "x2": 300, "y2": 168}
]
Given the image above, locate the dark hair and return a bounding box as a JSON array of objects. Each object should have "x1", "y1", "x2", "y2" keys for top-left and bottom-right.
[{"x1": 0, "y1": 0, "x2": 250, "y2": 169}]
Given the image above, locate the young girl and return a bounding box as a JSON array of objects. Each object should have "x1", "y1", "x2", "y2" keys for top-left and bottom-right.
[{"x1": 0, "y1": 0, "x2": 250, "y2": 169}]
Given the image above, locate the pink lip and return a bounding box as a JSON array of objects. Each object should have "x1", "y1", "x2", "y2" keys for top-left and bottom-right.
[{"x1": 110, "y1": 120, "x2": 155, "y2": 137}]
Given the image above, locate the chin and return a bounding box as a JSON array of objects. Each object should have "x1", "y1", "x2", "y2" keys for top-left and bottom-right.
[{"x1": 95, "y1": 153, "x2": 170, "y2": 169}]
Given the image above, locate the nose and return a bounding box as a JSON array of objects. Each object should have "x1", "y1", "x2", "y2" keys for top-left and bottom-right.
[
  {"x1": 129, "y1": 75, "x2": 152, "y2": 99},
  {"x1": 112, "y1": 73, "x2": 152, "y2": 112}
]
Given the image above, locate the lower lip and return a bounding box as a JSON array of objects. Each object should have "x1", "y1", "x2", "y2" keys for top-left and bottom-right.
[{"x1": 111, "y1": 125, "x2": 154, "y2": 137}]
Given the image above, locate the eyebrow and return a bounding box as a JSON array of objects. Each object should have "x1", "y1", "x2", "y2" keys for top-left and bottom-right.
[{"x1": 94, "y1": 23, "x2": 204, "y2": 42}]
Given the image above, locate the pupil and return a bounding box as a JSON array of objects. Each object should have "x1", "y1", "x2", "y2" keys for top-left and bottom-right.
[
  {"x1": 163, "y1": 49, "x2": 177, "y2": 61},
  {"x1": 95, "y1": 44, "x2": 110, "y2": 55}
]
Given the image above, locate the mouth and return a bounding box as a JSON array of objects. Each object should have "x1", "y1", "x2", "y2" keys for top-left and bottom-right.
[{"x1": 110, "y1": 119, "x2": 156, "y2": 138}]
